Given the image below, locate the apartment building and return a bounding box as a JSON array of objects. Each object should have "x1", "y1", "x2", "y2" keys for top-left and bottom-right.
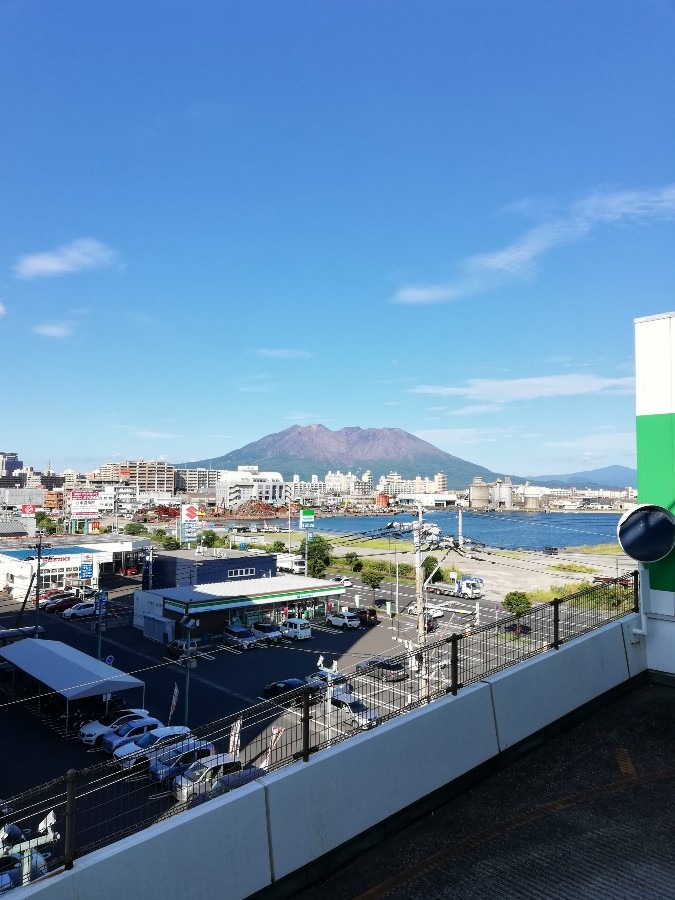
[
  {"x1": 111, "y1": 460, "x2": 176, "y2": 494},
  {"x1": 214, "y1": 466, "x2": 286, "y2": 510}
]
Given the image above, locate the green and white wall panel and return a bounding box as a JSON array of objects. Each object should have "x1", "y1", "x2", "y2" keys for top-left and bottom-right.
[{"x1": 635, "y1": 312, "x2": 675, "y2": 668}]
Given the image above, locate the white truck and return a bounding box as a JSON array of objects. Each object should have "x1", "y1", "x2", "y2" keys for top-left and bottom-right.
[
  {"x1": 275, "y1": 554, "x2": 306, "y2": 575},
  {"x1": 427, "y1": 573, "x2": 484, "y2": 600}
]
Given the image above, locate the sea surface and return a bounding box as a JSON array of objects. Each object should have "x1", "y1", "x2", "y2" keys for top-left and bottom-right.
[{"x1": 309, "y1": 510, "x2": 621, "y2": 551}]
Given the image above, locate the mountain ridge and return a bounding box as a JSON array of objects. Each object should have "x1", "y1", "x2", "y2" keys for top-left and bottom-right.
[{"x1": 174, "y1": 424, "x2": 636, "y2": 490}]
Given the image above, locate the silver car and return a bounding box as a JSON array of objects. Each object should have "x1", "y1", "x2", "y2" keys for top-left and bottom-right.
[
  {"x1": 172, "y1": 753, "x2": 241, "y2": 804},
  {"x1": 79, "y1": 708, "x2": 150, "y2": 747},
  {"x1": 222, "y1": 625, "x2": 257, "y2": 650},
  {"x1": 101, "y1": 717, "x2": 163, "y2": 754},
  {"x1": 148, "y1": 740, "x2": 217, "y2": 786},
  {"x1": 112, "y1": 725, "x2": 192, "y2": 771},
  {"x1": 330, "y1": 693, "x2": 379, "y2": 729},
  {"x1": 250, "y1": 621, "x2": 283, "y2": 643}
]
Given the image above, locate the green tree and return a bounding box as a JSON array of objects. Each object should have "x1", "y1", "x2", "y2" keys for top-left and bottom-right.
[
  {"x1": 298, "y1": 534, "x2": 332, "y2": 578},
  {"x1": 422, "y1": 555, "x2": 442, "y2": 583},
  {"x1": 154, "y1": 529, "x2": 167, "y2": 540},
  {"x1": 124, "y1": 522, "x2": 148, "y2": 536},
  {"x1": 344, "y1": 552, "x2": 359, "y2": 571},
  {"x1": 502, "y1": 591, "x2": 532, "y2": 617},
  {"x1": 163, "y1": 538, "x2": 181, "y2": 550},
  {"x1": 201, "y1": 530, "x2": 217, "y2": 548},
  {"x1": 271, "y1": 540, "x2": 287, "y2": 553},
  {"x1": 360, "y1": 569, "x2": 383, "y2": 601}
]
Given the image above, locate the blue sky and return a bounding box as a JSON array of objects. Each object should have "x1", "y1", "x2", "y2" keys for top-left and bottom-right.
[{"x1": 2, "y1": 0, "x2": 674, "y2": 479}]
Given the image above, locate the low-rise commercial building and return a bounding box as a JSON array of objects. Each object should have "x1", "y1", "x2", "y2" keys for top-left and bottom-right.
[{"x1": 133, "y1": 574, "x2": 345, "y2": 644}]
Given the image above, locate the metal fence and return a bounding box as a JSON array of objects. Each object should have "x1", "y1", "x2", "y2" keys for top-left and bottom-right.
[{"x1": 0, "y1": 572, "x2": 639, "y2": 889}]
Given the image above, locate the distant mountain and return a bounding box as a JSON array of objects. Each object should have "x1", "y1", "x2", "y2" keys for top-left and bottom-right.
[
  {"x1": 527, "y1": 465, "x2": 637, "y2": 490},
  {"x1": 175, "y1": 424, "x2": 506, "y2": 488},
  {"x1": 175, "y1": 424, "x2": 636, "y2": 491}
]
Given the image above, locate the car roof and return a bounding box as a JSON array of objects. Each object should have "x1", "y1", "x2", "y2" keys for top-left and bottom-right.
[
  {"x1": 195, "y1": 753, "x2": 237, "y2": 766},
  {"x1": 116, "y1": 716, "x2": 161, "y2": 729},
  {"x1": 217, "y1": 766, "x2": 267, "y2": 788},
  {"x1": 147, "y1": 725, "x2": 191, "y2": 738}
]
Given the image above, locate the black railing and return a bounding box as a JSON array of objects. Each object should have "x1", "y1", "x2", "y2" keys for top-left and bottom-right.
[{"x1": 1, "y1": 572, "x2": 638, "y2": 888}]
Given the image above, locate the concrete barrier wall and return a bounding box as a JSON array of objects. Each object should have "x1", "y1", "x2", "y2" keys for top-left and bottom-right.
[
  {"x1": 24, "y1": 782, "x2": 271, "y2": 900},
  {"x1": 25, "y1": 617, "x2": 642, "y2": 899},
  {"x1": 487, "y1": 620, "x2": 635, "y2": 751},
  {"x1": 264, "y1": 682, "x2": 498, "y2": 880}
]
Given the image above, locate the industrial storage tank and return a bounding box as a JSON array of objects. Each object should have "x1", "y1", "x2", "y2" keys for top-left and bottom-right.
[
  {"x1": 490, "y1": 479, "x2": 513, "y2": 510},
  {"x1": 523, "y1": 487, "x2": 541, "y2": 510},
  {"x1": 469, "y1": 477, "x2": 490, "y2": 509}
]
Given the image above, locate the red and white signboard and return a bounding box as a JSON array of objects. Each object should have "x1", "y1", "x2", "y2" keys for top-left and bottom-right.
[
  {"x1": 21, "y1": 504, "x2": 37, "y2": 516},
  {"x1": 181, "y1": 504, "x2": 199, "y2": 522},
  {"x1": 70, "y1": 490, "x2": 100, "y2": 520}
]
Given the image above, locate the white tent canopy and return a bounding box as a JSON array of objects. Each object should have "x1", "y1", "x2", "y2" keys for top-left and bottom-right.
[{"x1": 0, "y1": 640, "x2": 144, "y2": 700}]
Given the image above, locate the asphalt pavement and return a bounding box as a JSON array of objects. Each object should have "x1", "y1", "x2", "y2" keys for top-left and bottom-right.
[{"x1": 292, "y1": 681, "x2": 675, "y2": 900}]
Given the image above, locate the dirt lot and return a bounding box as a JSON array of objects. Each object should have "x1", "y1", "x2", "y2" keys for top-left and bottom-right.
[{"x1": 458, "y1": 546, "x2": 634, "y2": 603}]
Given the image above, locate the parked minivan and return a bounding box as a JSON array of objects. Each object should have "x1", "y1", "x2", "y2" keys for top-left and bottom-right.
[{"x1": 279, "y1": 618, "x2": 312, "y2": 641}]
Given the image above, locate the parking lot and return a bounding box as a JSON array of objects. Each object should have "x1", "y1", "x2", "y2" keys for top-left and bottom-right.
[{"x1": 0, "y1": 579, "x2": 435, "y2": 799}]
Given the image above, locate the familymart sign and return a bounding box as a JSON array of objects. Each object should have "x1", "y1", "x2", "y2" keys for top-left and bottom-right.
[{"x1": 299, "y1": 509, "x2": 315, "y2": 529}]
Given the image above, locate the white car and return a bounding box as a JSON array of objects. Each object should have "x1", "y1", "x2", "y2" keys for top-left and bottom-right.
[
  {"x1": 332, "y1": 576, "x2": 353, "y2": 587},
  {"x1": 63, "y1": 600, "x2": 97, "y2": 619},
  {"x1": 326, "y1": 611, "x2": 360, "y2": 629},
  {"x1": 250, "y1": 620, "x2": 283, "y2": 643},
  {"x1": 112, "y1": 725, "x2": 192, "y2": 771},
  {"x1": 79, "y1": 709, "x2": 150, "y2": 747}
]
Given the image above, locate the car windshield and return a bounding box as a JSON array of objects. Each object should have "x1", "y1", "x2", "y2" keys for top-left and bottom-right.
[
  {"x1": 184, "y1": 762, "x2": 207, "y2": 782},
  {"x1": 348, "y1": 701, "x2": 368, "y2": 713},
  {"x1": 257, "y1": 624, "x2": 275, "y2": 632},
  {"x1": 157, "y1": 745, "x2": 190, "y2": 765},
  {"x1": 135, "y1": 731, "x2": 159, "y2": 748},
  {"x1": 116, "y1": 721, "x2": 140, "y2": 736}
]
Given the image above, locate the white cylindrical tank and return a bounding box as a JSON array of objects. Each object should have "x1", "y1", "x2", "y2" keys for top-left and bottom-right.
[
  {"x1": 523, "y1": 487, "x2": 541, "y2": 510},
  {"x1": 491, "y1": 480, "x2": 513, "y2": 509}
]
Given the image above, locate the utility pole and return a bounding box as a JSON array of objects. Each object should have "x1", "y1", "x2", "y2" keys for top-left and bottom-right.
[
  {"x1": 33, "y1": 532, "x2": 50, "y2": 631},
  {"x1": 414, "y1": 503, "x2": 426, "y2": 651}
]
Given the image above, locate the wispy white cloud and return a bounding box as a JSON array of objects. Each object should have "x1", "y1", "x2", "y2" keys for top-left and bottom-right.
[
  {"x1": 0, "y1": 302, "x2": 6, "y2": 318},
  {"x1": 14, "y1": 238, "x2": 117, "y2": 280},
  {"x1": 453, "y1": 404, "x2": 505, "y2": 415},
  {"x1": 391, "y1": 183, "x2": 675, "y2": 304},
  {"x1": 411, "y1": 373, "x2": 634, "y2": 404},
  {"x1": 33, "y1": 322, "x2": 73, "y2": 338},
  {"x1": 255, "y1": 348, "x2": 310, "y2": 360}
]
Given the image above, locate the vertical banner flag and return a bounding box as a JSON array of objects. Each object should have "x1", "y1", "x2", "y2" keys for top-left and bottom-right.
[
  {"x1": 261, "y1": 727, "x2": 284, "y2": 769},
  {"x1": 228, "y1": 717, "x2": 243, "y2": 757},
  {"x1": 168, "y1": 682, "x2": 179, "y2": 725}
]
